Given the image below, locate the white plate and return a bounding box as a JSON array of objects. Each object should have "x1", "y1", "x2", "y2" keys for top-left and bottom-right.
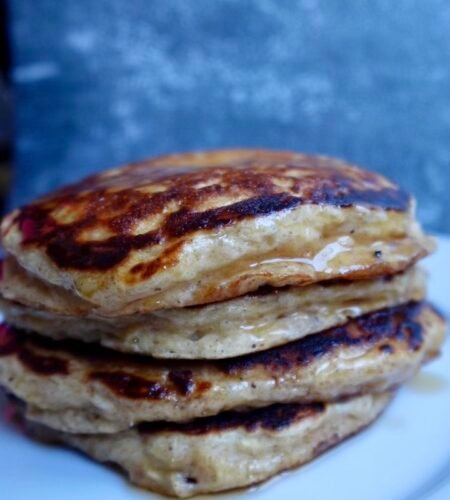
[{"x1": 1, "y1": 236, "x2": 449, "y2": 500}]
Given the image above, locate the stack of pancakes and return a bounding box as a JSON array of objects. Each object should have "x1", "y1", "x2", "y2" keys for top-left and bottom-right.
[{"x1": 0, "y1": 150, "x2": 445, "y2": 497}]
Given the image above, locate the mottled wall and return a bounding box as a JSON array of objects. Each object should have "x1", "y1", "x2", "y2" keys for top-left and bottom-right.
[{"x1": 8, "y1": 0, "x2": 450, "y2": 233}]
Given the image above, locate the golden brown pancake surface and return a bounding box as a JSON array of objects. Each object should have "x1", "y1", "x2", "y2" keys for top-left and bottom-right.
[{"x1": 0, "y1": 149, "x2": 432, "y2": 313}]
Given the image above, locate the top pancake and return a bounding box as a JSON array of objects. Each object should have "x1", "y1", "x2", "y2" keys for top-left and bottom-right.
[{"x1": 1, "y1": 149, "x2": 433, "y2": 314}]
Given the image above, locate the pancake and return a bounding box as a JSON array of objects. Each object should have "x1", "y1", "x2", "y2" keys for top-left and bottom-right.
[
  {"x1": 1, "y1": 149, "x2": 433, "y2": 315},
  {"x1": 24, "y1": 392, "x2": 392, "y2": 498},
  {"x1": 0, "y1": 263, "x2": 425, "y2": 358},
  {"x1": 0, "y1": 302, "x2": 443, "y2": 433}
]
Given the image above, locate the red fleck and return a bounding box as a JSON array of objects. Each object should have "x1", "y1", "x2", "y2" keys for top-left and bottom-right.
[
  {"x1": 3, "y1": 403, "x2": 16, "y2": 424},
  {"x1": 3, "y1": 402, "x2": 26, "y2": 432},
  {"x1": 20, "y1": 218, "x2": 37, "y2": 243},
  {"x1": 0, "y1": 324, "x2": 18, "y2": 355},
  {"x1": 0, "y1": 323, "x2": 12, "y2": 344}
]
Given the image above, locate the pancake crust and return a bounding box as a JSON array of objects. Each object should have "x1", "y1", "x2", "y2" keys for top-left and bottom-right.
[
  {"x1": 0, "y1": 264, "x2": 426, "y2": 358},
  {"x1": 26, "y1": 393, "x2": 392, "y2": 497},
  {"x1": 0, "y1": 302, "x2": 443, "y2": 433},
  {"x1": 1, "y1": 150, "x2": 433, "y2": 314}
]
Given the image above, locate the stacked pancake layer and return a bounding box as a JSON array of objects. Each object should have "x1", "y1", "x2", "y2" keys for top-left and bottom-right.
[{"x1": 0, "y1": 150, "x2": 445, "y2": 497}]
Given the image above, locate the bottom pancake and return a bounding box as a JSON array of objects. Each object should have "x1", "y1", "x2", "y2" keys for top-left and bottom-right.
[{"x1": 26, "y1": 392, "x2": 392, "y2": 498}]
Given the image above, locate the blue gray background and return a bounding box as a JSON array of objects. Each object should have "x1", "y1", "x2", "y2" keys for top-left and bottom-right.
[{"x1": 7, "y1": 0, "x2": 450, "y2": 233}]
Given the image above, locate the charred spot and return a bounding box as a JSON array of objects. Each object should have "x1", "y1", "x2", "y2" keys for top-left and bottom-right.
[
  {"x1": 184, "y1": 477, "x2": 198, "y2": 485},
  {"x1": 89, "y1": 369, "x2": 209, "y2": 400},
  {"x1": 0, "y1": 324, "x2": 20, "y2": 356},
  {"x1": 129, "y1": 262, "x2": 145, "y2": 275},
  {"x1": 296, "y1": 170, "x2": 410, "y2": 211},
  {"x1": 137, "y1": 402, "x2": 325, "y2": 435},
  {"x1": 379, "y1": 344, "x2": 395, "y2": 354},
  {"x1": 47, "y1": 232, "x2": 163, "y2": 271},
  {"x1": 0, "y1": 327, "x2": 161, "y2": 373},
  {"x1": 398, "y1": 321, "x2": 423, "y2": 351},
  {"x1": 374, "y1": 250, "x2": 383, "y2": 259},
  {"x1": 219, "y1": 301, "x2": 425, "y2": 374},
  {"x1": 319, "y1": 271, "x2": 401, "y2": 288},
  {"x1": 47, "y1": 238, "x2": 128, "y2": 271},
  {"x1": 163, "y1": 193, "x2": 301, "y2": 238},
  {"x1": 246, "y1": 284, "x2": 283, "y2": 297},
  {"x1": 90, "y1": 371, "x2": 170, "y2": 400},
  {"x1": 0, "y1": 323, "x2": 68, "y2": 375},
  {"x1": 0, "y1": 325, "x2": 205, "y2": 399},
  {"x1": 168, "y1": 370, "x2": 195, "y2": 396},
  {"x1": 128, "y1": 241, "x2": 184, "y2": 281},
  {"x1": 17, "y1": 347, "x2": 68, "y2": 376},
  {"x1": 318, "y1": 278, "x2": 353, "y2": 288},
  {"x1": 319, "y1": 184, "x2": 409, "y2": 210}
]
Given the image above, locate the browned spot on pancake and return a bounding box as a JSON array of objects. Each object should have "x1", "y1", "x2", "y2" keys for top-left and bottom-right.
[
  {"x1": 196, "y1": 381, "x2": 212, "y2": 394},
  {"x1": 163, "y1": 193, "x2": 300, "y2": 238},
  {"x1": 17, "y1": 347, "x2": 68, "y2": 376},
  {"x1": 90, "y1": 371, "x2": 170, "y2": 399},
  {"x1": 137, "y1": 402, "x2": 325, "y2": 435},
  {"x1": 0, "y1": 324, "x2": 19, "y2": 356},
  {"x1": 89, "y1": 369, "x2": 209, "y2": 400},
  {"x1": 168, "y1": 370, "x2": 195, "y2": 396},
  {"x1": 218, "y1": 301, "x2": 424, "y2": 374},
  {"x1": 379, "y1": 344, "x2": 395, "y2": 354},
  {"x1": 8, "y1": 151, "x2": 410, "y2": 273},
  {"x1": 319, "y1": 271, "x2": 399, "y2": 288},
  {"x1": 128, "y1": 241, "x2": 184, "y2": 281},
  {"x1": 245, "y1": 284, "x2": 284, "y2": 298},
  {"x1": 0, "y1": 324, "x2": 68, "y2": 375}
]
